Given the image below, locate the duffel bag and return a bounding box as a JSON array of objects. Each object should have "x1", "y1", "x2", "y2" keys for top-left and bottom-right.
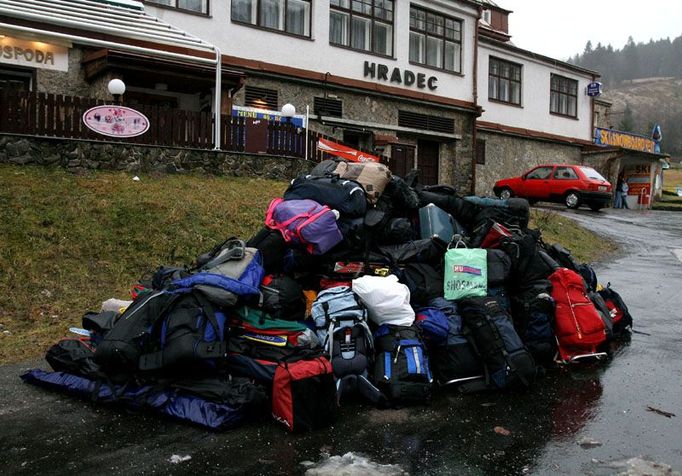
[
  {"x1": 265, "y1": 198, "x2": 343, "y2": 255},
  {"x1": 284, "y1": 175, "x2": 367, "y2": 218},
  {"x1": 272, "y1": 355, "x2": 338, "y2": 432},
  {"x1": 334, "y1": 161, "x2": 392, "y2": 204}
]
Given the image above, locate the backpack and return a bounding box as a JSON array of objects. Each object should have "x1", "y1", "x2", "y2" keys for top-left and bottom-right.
[
  {"x1": 419, "y1": 298, "x2": 483, "y2": 386},
  {"x1": 284, "y1": 175, "x2": 367, "y2": 218},
  {"x1": 169, "y1": 242, "x2": 264, "y2": 308},
  {"x1": 265, "y1": 198, "x2": 343, "y2": 255},
  {"x1": 373, "y1": 324, "x2": 433, "y2": 405},
  {"x1": 499, "y1": 230, "x2": 558, "y2": 289},
  {"x1": 598, "y1": 283, "x2": 633, "y2": 335},
  {"x1": 414, "y1": 307, "x2": 450, "y2": 348},
  {"x1": 334, "y1": 161, "x2": 392, "y2": 204},
  {"x1": 459, "y1": 296, "x2": 537, "y2": 392},
  {"x1": 138, "y1": 292, "x2": 229, "y2": 372},
  {"x1": 486, "y1": 249, "x2": 512, "y2": 286},
  {"x1": 419, "y1": 203, "x2": 460, "y2": 244},
  {"x1": 510, "y1": 281, "x2": 557, "y2": 364},
  {"x1": 311, "y1": 288, "x2": 381, "y2": 404},
  {"x1": 260, "y1": 274, "x2": 306, "y2": 321},
  {"x1": 548, "y1": 268, "x2": 608, "y2": 362}
]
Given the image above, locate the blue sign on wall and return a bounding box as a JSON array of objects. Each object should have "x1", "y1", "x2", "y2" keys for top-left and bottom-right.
[
  {"x1": 232, "y1": 105, "x2": 305, "y2": 128},
  {"x1": 586, "y1": 82, "x2": 602, "y2": 97}
]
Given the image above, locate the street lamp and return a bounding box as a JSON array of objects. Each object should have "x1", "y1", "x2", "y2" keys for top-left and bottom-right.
[
  {"x1": 281, "y1": 103, "x2": 296, "y2": 124},
  {"x1": 108, "y1": 79, "x2": 126, "y2": 106}
]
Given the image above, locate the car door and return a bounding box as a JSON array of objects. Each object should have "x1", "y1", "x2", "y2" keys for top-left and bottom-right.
[
  {"x1": 552, "y1": 166, "x2": 580, "y2": 199},
  {"x1": 521, "y1": 166, "x2": 555, "y2": 199}
]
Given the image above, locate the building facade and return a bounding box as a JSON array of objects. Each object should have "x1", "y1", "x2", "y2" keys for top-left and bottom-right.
[{"x1": 1, "y1": 0, "x2": 667, "y2": 201}]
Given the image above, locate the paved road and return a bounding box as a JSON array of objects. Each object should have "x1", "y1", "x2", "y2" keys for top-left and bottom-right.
[{"x1": 1, "y1": 209, "x2": 681, "y2": 475}]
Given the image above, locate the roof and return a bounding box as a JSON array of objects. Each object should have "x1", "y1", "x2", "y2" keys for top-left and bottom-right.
[{"x1": 0, "y1": 0, "x2": 215, "y2": 54}]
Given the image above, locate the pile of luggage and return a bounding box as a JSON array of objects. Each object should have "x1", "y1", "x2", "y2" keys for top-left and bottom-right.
[{"x1": 22, "y1": 159, "x2": 633, "y2": 432}]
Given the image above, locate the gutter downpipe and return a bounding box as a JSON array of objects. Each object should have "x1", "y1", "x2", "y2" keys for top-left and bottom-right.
[
  {"x1": 213, "y1": 46, "x2": 222, "y2": 151},
  {"x1": 470, "y1": 5, "x2": 482, "y2": 195}
]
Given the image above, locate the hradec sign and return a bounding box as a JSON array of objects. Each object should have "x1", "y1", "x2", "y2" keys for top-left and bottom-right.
[{"x1": 363, "y1": 61, "x2": 438, "y2": 91}]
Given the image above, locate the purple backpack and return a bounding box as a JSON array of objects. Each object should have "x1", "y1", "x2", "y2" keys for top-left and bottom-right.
[{"x1": 265, "y1": 198, "x2": 343, "y2": 255}]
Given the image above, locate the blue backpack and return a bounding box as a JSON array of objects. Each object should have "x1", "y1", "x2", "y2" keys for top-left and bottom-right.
[
  {"x1": 373, "y1": 324, "x2": 433, "y2": 405},
  {"x1": 424, "y1": 298, "x2": 484, "y2": 386}
]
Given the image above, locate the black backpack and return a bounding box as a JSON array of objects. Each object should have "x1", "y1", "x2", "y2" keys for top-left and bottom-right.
[
  {"x1": 598, "y1": 284, "x2": 633, "y2": 335},
  {"x1": 260, "y1": 274, "x2": 306, "y2": 321},
  {"x1": 372, "y1": 324, "x2": 433, "y2": 406},
  {"x1": 459, "y1": 296, "x2": 537, "y2": 392},
  {"x1": 424, "y1": 298, "x2": 484, "y2": 386},
  {"x1": 284, "y1": 175, "x2": 367, "y2": 218},
  {"x1": 510, "y1": 280, "x2": 557, "y2": 364},
  {"x1": 246, "y1": 227, "x2": 288, "y2": 273}
]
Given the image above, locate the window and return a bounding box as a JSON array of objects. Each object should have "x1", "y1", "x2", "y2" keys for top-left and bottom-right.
[
  {"x1": 314, "y1": 97, "x2": 343, "y2": 117},
  {"x1": 145, "y1": 0, "x2": 208, "y2": 15},
  {"x1": 330, "y1": 0, "x2": 394, "y2": 57},
  {"x1": 409, "y1": 6, "x2": 462, "y2": 73},
  {"x1": 0, "y1": 68, "x2": 33, "y2": 92},
  {"x1": 550, "y1": 74, "x2": 578, "y2": 118},
  {"x1": 244, "y1": 86, "x2": 279, "y2": 110},
  {"x1": 579, "y1": 166, "x2": 606, "y2": 181},
  {"x1": 526, "y1": 166, "x2": 554, "y2": 180},
  {"x1": 554, "y1": 166, "x2": 578, "y2": 180},
  {"x1": 232, "y1": 0, "x2": 311, "y2": 37},
  {"x1": 488, "y1": 57, "x2": 521, "y2": 105}
]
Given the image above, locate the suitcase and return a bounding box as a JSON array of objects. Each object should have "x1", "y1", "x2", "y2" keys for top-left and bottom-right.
[{"x1": 419, "y1": 203, "x2": 459, "y2": 244}]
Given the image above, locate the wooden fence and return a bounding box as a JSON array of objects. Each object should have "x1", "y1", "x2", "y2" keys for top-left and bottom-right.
[{"x1": 0, "y1": 90, "x2": 380, "y2": 161}]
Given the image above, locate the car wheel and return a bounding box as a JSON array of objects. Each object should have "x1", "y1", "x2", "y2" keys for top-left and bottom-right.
[
  {"x1": 565, "y1": 192, "x2": 581, "y2": 209},
  {"x1": 589, "y1": 203, "x2": 603, "y2": 212},
  {"x1": 498, "y1": 188, "x2": 513, "y2": 200}
]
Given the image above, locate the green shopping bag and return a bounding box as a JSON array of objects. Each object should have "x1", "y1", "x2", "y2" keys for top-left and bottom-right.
[{"x1": 443, "y1": 240, "x2": 487, "y2": 300}]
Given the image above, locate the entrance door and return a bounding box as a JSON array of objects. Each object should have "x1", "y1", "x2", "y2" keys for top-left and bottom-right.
[
  {"x1": 244, "y1": 118, "x2": 269, "y2": 153},
  {"x1": 418, "y1": 139, "x2": 439, "y2": 185},
  {"x1": 391, "y1": 144, "x2": 415, "y2": 178}
]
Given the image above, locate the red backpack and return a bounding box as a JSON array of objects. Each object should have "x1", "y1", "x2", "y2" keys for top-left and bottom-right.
[{"x1": 549, "y1": 268, "x2": 607, "y2": 362}]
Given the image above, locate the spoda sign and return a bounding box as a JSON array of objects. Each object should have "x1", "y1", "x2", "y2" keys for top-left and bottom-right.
[{"x1": 83, "y1": 105, "x2": 150, "y2": 138}]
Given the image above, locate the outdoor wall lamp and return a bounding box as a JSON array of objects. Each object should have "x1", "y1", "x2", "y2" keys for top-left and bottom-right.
[{"x1": 108, "y1": 79, "x2": 126, "y2": 105}]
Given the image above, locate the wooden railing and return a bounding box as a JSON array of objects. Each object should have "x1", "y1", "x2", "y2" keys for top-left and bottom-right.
[{"x1": 0, "y1": 90, "x2": 382, "y2": 161}]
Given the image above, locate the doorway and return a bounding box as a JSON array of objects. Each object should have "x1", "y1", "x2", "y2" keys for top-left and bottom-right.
[
  {"x1": 417, "y1": 139, "x2": 440, "y2": 185},
  {"x1": 391, "y1": 144, "x2": 415, "y2": 178}
]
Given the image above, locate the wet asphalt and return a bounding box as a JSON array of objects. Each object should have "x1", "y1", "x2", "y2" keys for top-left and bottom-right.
[{"x1": 1, "y1": 208, "x2": 681, "y2": 475}]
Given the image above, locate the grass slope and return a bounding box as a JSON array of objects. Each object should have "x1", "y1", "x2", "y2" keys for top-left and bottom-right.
[{"x1": 0, "y1": 165, "x2": 615, "y2": 363}]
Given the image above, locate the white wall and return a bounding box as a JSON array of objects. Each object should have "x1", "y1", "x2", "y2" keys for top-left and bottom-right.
[
  {"x1": 478, "y1": 43, "x2": 595, "y2": 141},
  {"x1": 144, "y1": 1, "x2": 478, "y2": 103}
]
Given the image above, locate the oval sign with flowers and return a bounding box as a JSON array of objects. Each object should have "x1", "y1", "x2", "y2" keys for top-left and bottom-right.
[{"x1": 83, "y1": 105, "x2": 150, "y2": 138}]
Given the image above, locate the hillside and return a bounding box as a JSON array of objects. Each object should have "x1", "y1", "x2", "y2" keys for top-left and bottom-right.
[{"x1": 602, "y1": 77, "x2": 682, "y2": 157}]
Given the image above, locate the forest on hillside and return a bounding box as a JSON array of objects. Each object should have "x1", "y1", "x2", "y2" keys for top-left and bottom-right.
[
  {"x1": 569, "y1": 35, "x2": 682, "y2": 157},
  {"x1": 569, "y1": 35, "x2": 682, "y2": 86}
]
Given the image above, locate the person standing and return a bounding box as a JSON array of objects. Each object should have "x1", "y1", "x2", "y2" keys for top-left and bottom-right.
[{"x1": 615, "y1": 176, "x2": 629, "y2": 209}]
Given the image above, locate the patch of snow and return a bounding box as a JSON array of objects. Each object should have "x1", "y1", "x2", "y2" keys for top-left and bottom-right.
[{"x1": 303, "y1": 452, "x2": 406, "y2": 476}]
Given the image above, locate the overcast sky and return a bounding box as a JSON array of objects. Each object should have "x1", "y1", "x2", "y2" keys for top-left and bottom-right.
[{"x1": 496, "y1": 0, "x2": 682, "y2": 60}]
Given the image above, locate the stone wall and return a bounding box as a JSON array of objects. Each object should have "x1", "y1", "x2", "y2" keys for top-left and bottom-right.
[
  {"x1": 0, "y1": 135, "x2": 312, "y2": 180},
  {"x1": 475, "y1": 132, "x2": 583, "y2": 195},
  {"x1": 36, "y1": 47, "x2": 115, "y2": 100}
]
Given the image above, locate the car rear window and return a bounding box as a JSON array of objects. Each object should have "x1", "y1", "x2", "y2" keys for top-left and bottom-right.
[{"x1": 579, "y1": 166, "x2": 606, "y2": 181}]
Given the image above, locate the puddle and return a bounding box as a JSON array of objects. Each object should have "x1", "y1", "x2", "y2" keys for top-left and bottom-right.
[{"x1": 593, "y1": 456, "x2": 681, "y2": 476}]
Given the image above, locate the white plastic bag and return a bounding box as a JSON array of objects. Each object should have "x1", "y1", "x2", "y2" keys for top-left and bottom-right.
[{"x1": 351, "y1": 275, "x2": 415, "y2": 327}]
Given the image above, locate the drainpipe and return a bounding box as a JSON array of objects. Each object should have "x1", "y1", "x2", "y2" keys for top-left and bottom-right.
[
  {"x1": 214, "y1": 46, "x2": 222, "y2": 151},
  {"x1": 470, "y1": 5, "x2": 482, "y2": 195}
]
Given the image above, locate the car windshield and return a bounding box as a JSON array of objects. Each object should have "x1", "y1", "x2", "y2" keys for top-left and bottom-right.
[{"x1": 579, "y1": 166, "x2": 607, "y2": 181}]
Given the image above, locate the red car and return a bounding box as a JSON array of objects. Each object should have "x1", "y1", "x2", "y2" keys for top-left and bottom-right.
[{"x1": 493, "y1": 164, "x2": 612, "y2": 211}]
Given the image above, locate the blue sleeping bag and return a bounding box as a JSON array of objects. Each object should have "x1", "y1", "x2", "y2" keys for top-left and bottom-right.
[{"x1": 21, "y1": 369, "x2": 251, "y2": 430}]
